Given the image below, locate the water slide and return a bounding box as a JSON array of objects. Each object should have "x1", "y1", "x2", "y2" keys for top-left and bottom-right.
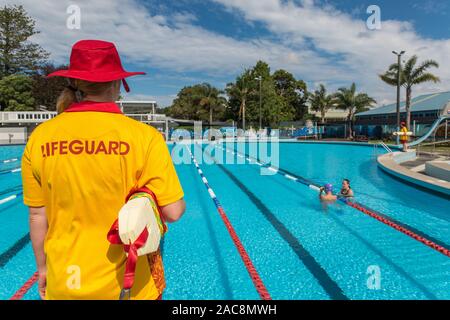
[{"x1": 395, "y1": 115, "x2": 450, "y2": 148}]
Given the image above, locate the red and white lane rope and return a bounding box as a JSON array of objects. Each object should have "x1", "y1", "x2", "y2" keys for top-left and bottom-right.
[
  {"x1": 10, "y1": 272, "x2": 38, "y2": 300},
  {"x1": 186, "y1": 145, "x2": 271, "y2": 300},
  {"x1": 216, "y1": 144, "x2": 450, "y2": 258}
]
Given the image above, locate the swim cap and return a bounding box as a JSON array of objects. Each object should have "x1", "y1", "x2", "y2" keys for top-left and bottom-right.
[{"x1": 324, "y1": 184, "x2": 333, "y2": 193}]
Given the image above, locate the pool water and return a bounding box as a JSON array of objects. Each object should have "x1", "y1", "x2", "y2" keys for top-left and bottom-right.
[{"x1": 0, "y1": 142, "x2": 449, "y2": 300}]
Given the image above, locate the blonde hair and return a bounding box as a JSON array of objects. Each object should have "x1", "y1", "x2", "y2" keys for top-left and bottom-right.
[{"x1": 56, "y1": 79, "x2": 116, "y2": 113}]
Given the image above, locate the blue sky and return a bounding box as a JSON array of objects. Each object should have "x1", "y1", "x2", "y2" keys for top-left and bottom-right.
[{"x1": 4, "y1": 0, "x2": 450, "y2": 107}]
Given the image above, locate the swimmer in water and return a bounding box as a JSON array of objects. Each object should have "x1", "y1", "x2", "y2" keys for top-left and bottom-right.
[
  {"x1": 319, "y1": 183, "x2": 337, "y2": 202},
  {"x1": 339, "y1": 179, "x2": 354, "y2": 198}
]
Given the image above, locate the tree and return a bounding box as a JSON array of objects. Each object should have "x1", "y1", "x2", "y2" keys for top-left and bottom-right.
[
  {"x1": 0, "y1": 5, "x2": 49, "y2": 78},
  {"x1": 272, "y1": 69, "x2": 308, "y2": 120},
  {"x1": 225, "y1": 69, "x2": 252, "y2": 130},
  {"x1": 226, "y1": 61, "x2": 307, "y2": 129},
  {"x1": 166, "y1": 83, "x2": 226, "y2": 122},
  {"x1": 309, "y1": 84, "x2": 334, "y2": 123},
  {"x1": 198, "y1": 83, "x2": 226, "y2": 125},
  {"x1": 379, "y1": 55, "x2": 440, "y2": 129},
  {"x1": 334, "y1": 83, "x2": 376, "y2": 139},
  {"x1": 32, "y1": 63, "x2": 68, "y2": 110},
  {"x1": 0, "y1": 74, "x2": 35, "y2": 111}
]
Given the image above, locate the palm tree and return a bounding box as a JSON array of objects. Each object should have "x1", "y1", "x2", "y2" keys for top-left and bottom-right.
[
  {"x1": 309, "y1": 84, "x2": 335, "y2": 123},
  {"x1": 225, "y1": 69, "x2": 252, "y2": 130},
  {"x1": 334, "y1": 83, "x2": 376, "y2": 139},
  {"x1": 379, "y1": 55, "x2": 440, "y2": 129},
  {"x1": 198, "y1": 83, "x2": 226, "y2": 139}
]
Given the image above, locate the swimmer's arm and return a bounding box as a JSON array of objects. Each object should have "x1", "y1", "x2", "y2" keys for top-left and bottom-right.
[
  {"x1": 29, "y1": 206, "x2": 47, "y2": 273},
  {"x1": 318, "y1": 187, "x2": 324, "y2": 199},
  {"x1": 160, "y1": 198, "x2": 186, "y2": 223}
]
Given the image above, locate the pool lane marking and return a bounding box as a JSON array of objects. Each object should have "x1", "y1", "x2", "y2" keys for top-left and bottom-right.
[
  {"x1": 10, "y1": 272, "x2": 39, "y2": 300},
  {"x1": 202, "y1": 145, "x2": 348, "y2": 300},
  {"x1": 186, "y1": 145, "x2": 271, "y2": 300},
  {"x1": 0, "y1": 186, "x2": 22, "y2": 198},
  {"x1": 218, "y1": 145, "x2": 450, "y2": 258},
  {"x1": 0, "y1": 233, "x2": 30, "y2": 268}
]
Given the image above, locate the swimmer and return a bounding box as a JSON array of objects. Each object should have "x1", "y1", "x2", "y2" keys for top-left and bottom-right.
[
  {"x1": 319, "y1": 183, "x2": 337, "y2": 202},
  {"x1": 339, "y1": 179, "x2": 354, "y2": 198}
]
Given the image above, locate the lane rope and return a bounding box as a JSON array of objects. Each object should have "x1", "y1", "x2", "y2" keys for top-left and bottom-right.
[
  {"x1": 216, "y1": 144, "x2": 450, "y2": 258},
  {"x1": 1, "y1": 158, "x2": 19, "y2": 164},
  {"x1": 0, "y1": 167, "x2": 21, "y2": 175},
  {"x1": 10, "y1": 272, "x2": 39, "y2": 300},
  {"x1": 186, "y1": 144, "x2": 271, "y2": 300},
  {"x1": 0, "y1": 194, "x2": 18, "y2": 205}
]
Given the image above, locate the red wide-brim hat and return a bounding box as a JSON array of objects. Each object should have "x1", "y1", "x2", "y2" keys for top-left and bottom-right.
[{"x1": 47, "y1": 40, "x2": 145, "y2": 91}]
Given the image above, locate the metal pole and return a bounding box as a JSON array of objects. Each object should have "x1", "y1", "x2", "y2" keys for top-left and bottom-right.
[
  {"x1": 259, "y1": 78, "x2": 262, "y2": 131},
  {"x1": 165, "y1": 119, "x2": 169, "y2": 141},
  {"x1": 445, "y1": 120, "x2": 448, "y2": 140},
  {"x1": 396, "y1": 53, "x2": 401, "y2": 145},
  {"x1": 392, "y1": 50, "x2": 405, "y2": 144}
]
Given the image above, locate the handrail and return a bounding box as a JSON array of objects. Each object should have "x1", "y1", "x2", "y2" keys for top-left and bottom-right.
[
  {"x1": 415, "y1": 139, "x2": 450, "y2": 147},
  {"x1": 416, "y1": 139, "x2": 450, "y2": 158},
  {"x1": 379, "y1": 142, "x2": 393, "y2": 153}
]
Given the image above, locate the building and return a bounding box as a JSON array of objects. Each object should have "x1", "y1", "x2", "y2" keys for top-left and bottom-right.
[
  {"x1": 308, "y1": 106, "x2": 348, "y2": 123},
  {"x1": 355, "y1": 91, "x2": 450, "y2": 138},
  {"x1": 117, "y1": 100, "x2": 157, "y2": 114},
  {"x1": 0, "y1": 100, "x2": 174, "y2": 144}
]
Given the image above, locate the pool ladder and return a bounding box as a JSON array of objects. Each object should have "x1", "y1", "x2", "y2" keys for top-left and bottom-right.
[{"x1": 373, "y1": 142, "x2": 393, "y2": 157}]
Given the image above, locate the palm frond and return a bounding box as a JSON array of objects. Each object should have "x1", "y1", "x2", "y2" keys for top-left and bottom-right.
[
  {"x1": 379, "y1": 73, "x2": 398, "y2": 86},
  {"x1": 412, "y1": 73, "x2": 440, "y2": 85},
  {"x1": 410, "y1": 59, "x2": 439, "y2": 80},
  {"x1": 403, "y1": 55, "x2": 418, "y2": 77}
]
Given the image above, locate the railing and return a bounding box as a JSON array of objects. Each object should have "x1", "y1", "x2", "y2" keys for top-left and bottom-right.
[
  {"x1": 379, "y1": 141, "x2": 393, "y2": 153},
  {"x1": 0, "y1": 111, "x2": 169, "y2": 124},
  {"x1": 416, "y1": 139, "x2": 450, "y2": 159}
]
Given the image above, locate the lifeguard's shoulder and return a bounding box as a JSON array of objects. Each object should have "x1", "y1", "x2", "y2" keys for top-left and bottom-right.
[
  {"x1": 118, "y1": 115, "x2": 164, "y2": 142},
  {"x1": 27, "y1": 115, "x2": 62, "y2": 141}
]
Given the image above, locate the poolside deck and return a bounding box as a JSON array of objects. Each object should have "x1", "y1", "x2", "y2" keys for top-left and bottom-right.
[{"x1": 377, "y1": 151, "x2": 450, "y2": 197}]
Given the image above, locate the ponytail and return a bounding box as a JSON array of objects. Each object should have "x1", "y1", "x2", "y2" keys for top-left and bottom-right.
[
  {"x1": 56, "y1": 86, "x2": 77, "y2": 114},
  {"x1": 55, "y1": 79, "x2": 117, "y2": 113}
]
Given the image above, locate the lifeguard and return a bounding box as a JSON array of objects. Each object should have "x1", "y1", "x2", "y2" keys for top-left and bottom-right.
[
  {"x1": 22, "y1": 40, "x2": 185, "y2": 300},
  {"x1": 393, "y1": 121, "x2": 412, "y2": 152}
]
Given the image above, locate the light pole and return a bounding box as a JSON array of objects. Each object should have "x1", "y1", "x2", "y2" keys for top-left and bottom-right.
[
  {"x1": 255, "y1": 76, "x2": 262, "y2": 131},
  {"x1": 392, "y1": 50, "x2": 405, "y2": 144}
]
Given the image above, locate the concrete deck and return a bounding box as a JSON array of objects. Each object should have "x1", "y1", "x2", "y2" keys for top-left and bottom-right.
[{"x1": 377, "y1": 151, "x2": 450, "y2": 197}]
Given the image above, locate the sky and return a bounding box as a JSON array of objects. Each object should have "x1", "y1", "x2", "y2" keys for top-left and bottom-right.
[{"x1": 3, "y1": 0, "x2": 450, "y2": 107}]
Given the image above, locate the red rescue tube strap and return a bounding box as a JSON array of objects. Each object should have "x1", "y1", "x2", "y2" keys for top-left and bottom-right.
[{"x1": 107, "y1": 187, "x2": 163, "y2": 292}]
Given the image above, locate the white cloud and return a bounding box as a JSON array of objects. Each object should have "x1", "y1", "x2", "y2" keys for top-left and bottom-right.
[
  {"x1": 213, "y1": 0, "x2": 450, "y2": 104},
  {"x1": 2, "y1": 0, "x2": 449, "y2": 107},
  {"x1": 4, "y1": 0, "x2": 334, "y2": 76}
]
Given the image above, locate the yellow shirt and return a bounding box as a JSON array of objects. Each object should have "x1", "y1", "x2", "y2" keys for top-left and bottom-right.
[
  {"x1": 400, "y1": 126, "x2": 409, "y2": 142},
  {"x1": 21, "y1": 101, "x2": 184, "y2": 300}
]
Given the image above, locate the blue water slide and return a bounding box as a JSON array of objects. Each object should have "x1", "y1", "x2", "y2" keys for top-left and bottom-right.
[{"x1": 396, "y1": 115, "x2": 450, "y2": 148}]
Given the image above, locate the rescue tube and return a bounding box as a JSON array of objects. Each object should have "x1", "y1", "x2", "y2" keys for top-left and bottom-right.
[{"x1": 393, "y1": 131, "x2": 413, "y2": 136}]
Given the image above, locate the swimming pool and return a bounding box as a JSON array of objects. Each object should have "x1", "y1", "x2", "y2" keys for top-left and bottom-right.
[{"x1": 0, "y1": 142, "x2": 449, "y2": 300}]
